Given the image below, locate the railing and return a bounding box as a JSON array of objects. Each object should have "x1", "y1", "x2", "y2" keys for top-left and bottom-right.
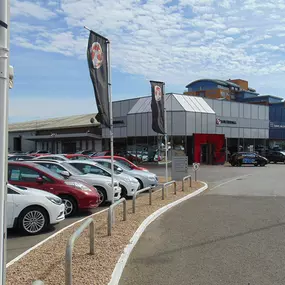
[
  {"x1": 182, "y1": 175, "x2": 192, "y2": 191},
  {"x1": 132, "y1": 187, "x2": 152, "y2": 213},
  {"x1": 65, "y1": 218, "x2": 95, "y2": 285},
  {"x1": 108, "y1": 198, "x2": 127, "y2": 236},
  {"x1": 162, "y1": 180, "x2": 177, "y2": 200}
]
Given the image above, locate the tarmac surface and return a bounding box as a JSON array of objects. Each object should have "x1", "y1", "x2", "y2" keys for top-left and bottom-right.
[{"x1": 119, "y1": 163, "x2": 285, "y2": 285}]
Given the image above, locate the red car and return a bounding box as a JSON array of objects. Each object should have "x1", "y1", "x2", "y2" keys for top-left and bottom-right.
[
  {"x1": 30, "y1": 151, "x2": 51, "y2": 157},
  {"x1": 8, "y1": 161, "x2": 100, "y2": 217},
  {"x1": 63, "y1": 154, "x2": 90, "y2": 160},
  {"x1": 92, "y1": 155, "x2": 148, "y2": 171}
]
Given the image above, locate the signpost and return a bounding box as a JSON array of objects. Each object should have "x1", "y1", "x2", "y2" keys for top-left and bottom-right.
[
  {"x1": 192, "y1": 163, "x2": 200, "y2": 181},
  {"x1": 171, "y1": 156, "x2": 188, "y2": 180}
]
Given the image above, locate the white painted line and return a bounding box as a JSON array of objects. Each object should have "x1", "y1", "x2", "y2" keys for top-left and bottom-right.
[
  {"x1": 6, "y1": 208, "x2": 108, "y2": 268},
  {"x1": 210, "y1": 174, "x2": 251, "y2": 191},
  {"x1": 108, "y1": 182, "x2": 208, "y2": 285}
]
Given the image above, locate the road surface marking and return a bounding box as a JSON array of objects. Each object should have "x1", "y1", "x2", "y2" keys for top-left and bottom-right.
[{"x1": 210, "y1": 174, "x2": 251, "y2": 191}]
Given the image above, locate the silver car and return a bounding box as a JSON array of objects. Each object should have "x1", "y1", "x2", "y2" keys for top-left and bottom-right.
[
  {"x1": 31, "y1": 160, "x2": 121, "y2": 205},
  {"x1": 94, "y1": 158, "x2": 158, "y2": 189},
  {"x1": 66, "y1": 160, "x2": 140, "y2": 198}
]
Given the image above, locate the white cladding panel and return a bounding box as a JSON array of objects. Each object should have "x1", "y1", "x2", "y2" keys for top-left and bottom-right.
[
  {"x1": 251, "y1": 105, "x2": 258, "y2": 119},
  {"x1": 201, "y1": 113, "x2": 208, "y2": 133},
  {"x1": 186, "y1": 112, "x2": 196, "y2": 134},
  {"x1": 135, "y1": 113, "x2": 142, "y2": 136},
  {"x1": 127, "y1": 114, "x2": 136, "y2": 136},
  {"x1": 244, "y1": 104, "x2": 251, "y2": 119},
  {"x1": 172, "y1": 112, "x2": 186, "y2": 135},
  {"x1": 244, "y1": 128, "x2": 251, "y2": 138},
  {"x1": 195, "y1": 113, "x2": 202, "y2": 133},
  {"x1": 231, "y1": 128, "x2": 239, "y2": 138},
  {"x1": 208, "y1": 114, "x2": 216, "y2": 133},
  {"x1": 230, "y1": 102, "x2": 239, "y2": 117},
  {"x1": 222, "y1": 101, "x2": 231, "y2": 117},
  {"x1": 141, "y1": 113, "x2": 148, "y2": 136}
]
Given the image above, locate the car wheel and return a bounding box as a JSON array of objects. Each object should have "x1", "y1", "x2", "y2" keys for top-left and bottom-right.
[
  {"x1": 136, "y1": 178, "x2": 144, "y2": 190},
  {"x1": 60, "y1": 195, "x2": 77, "y2": 217},
  {"x1": 274, "y1": 161, "x2": 277, "y2": 164},
  {"x1": 19, "y1": 206, "x2": 48, "y2": 235},
  {"x1": 96, "y1": 186, "x2": 107, "y2": 206},
  {"x1": 260, "y1": 162, "x2": 266, "y2": 167},
  {"x1": 120, "y1": 185, "x2": 128, "y2": 198}
]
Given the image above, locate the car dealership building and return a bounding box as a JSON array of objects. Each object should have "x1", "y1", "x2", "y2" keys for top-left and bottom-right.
[{"x1": 10, "y1": 77, "x2": 285, "y2": 165}]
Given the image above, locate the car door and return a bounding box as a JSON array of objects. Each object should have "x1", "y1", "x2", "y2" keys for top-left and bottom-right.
[{"x1": 6, "y1": 187, "x2": 15, "y2": 228}]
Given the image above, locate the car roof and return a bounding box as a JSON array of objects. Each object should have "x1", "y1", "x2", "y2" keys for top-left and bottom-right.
[
  {"x1": 30, "y1": 160, "x2": 62, "y2": 164},
  {"x1": 67, "y1": 160, "x2": 96, "y2": 164}
]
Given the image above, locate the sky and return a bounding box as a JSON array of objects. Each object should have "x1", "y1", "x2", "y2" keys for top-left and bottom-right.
[{"x1": 8, "y1": 0, "x2": 285, "y2": 122}]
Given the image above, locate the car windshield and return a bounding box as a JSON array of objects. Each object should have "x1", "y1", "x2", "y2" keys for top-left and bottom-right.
[
  {"x1": 32, "y1": 163, "x2": 65, "y2": 180},
  {"x1": 61, "y1": 162, "x2": 84, "y2": 175},
  {"x1": 116, "y1": 160, "x2": 132, "y2": 171}
]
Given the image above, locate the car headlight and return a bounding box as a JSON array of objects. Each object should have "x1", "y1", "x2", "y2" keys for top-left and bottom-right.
[
  {"x1": 65, "y1": 181, "x2": 92, "y2": 192},
  {"x1": 148, "y1": 176, "x2": 156, "y2": 181},
  {"x1": 46, "y1": 196, "x2": 62, "y2": 205}
]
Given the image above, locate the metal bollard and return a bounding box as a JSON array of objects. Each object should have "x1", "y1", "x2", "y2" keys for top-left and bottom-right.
[
  {"x1": 132, "y1": 187, "x2": 151, "y2": 213},
  {"x1": 65, "y1": 218, "x2": 95, "y2": 285},
  {"x1": 108, "y1": 198, "x2": 127, "y2": 236},
  {"x1": 182, "y1": 175, "x2": 192, "y2": 191},
  {"x1": 162, "y1": 181, "x2": 176, "y2": 199}
]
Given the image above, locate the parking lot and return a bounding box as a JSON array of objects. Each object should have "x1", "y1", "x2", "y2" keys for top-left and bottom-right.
[{"x1": 7, "y1": 162, "x2": 276, "y2": 263}]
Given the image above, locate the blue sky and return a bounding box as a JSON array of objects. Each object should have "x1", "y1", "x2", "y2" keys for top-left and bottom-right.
[{"x1": 9, "y1": 0, "x2": 285, "y2": 122}]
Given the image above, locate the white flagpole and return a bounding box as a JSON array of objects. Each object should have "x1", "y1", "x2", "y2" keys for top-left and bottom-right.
[
  {"x1": 107, "y1": 40, "x2": 114, "y2": 205},
  {"x1": 164, "y1": 91, "x2": 168, "y2": 182},
  {"x1": 0, "y1": 0, "x2": 10, "y2": 283}
]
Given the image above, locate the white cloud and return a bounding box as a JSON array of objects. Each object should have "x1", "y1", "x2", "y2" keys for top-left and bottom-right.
[
  {"x1": 11, "y1": 0, "x2": 56, "y2": 20},
  {"x1": 224, "y1": 27, "x2": 241, "y2": 35},
  {"x1": 9, "y1": 0, "x2": 285, "y2": 95}
]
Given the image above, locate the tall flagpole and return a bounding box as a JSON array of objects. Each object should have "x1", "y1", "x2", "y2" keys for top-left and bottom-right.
[
  {"x1": 0, "y1": 0, "x2": 10, "y2": 283},
  {"x1": 164, "y1": 90, "x2": 168, "y2": 182},
  {"x1": 107, "y1": 40, "x2": 114, "y2": 204}
]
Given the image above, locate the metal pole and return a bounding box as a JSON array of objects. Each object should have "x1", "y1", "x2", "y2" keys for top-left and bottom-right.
[
  {"x1": 0, "y1": 0, "x2": 9, "y2": 283},
  {"x1": 195, "y1": 170, "x2": 197, "y2": 182},
  {"x1": 89, "y1": 222, "x2": 95, "y2": 255},
  {"x1": 225, "y1": 137, "x2": 228, "y2": 162},
  {"x1": 164, "y1": 93, "x2": 168, "y2": 182},
  {"x1": 107, "y1": 41, "x2": 114, "y2": 205}
]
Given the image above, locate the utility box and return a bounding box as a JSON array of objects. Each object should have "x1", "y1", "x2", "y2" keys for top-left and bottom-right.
[{"x1": 171, "y1": 156, "x2": 188, "y2": 180}]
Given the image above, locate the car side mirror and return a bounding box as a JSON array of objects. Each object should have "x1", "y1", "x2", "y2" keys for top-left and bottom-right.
[
  {"x1": 36, "y1": 177, "x2": 44, "y2": 184},
  {"x1": 117, "y1": 167, "x2": 123, "y2": 173},
  {"x1": 60, "y1": 170, "x2": 70, "y2": 178}
]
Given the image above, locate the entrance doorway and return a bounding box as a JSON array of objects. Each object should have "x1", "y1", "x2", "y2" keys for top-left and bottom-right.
[
  {"x1": 200, "y1": 144, "x2": 214, "y2": 164},
  {"x1": 62, "y1": 142, "x2": 76, "y2": 154}
]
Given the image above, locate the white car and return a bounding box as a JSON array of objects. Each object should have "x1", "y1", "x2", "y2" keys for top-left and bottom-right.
[
  {"x1": 7, "y1": 184, "x2": 65, "y2": 235},
  {"x1": 67, "y1": 160, "x2": 140, "y2": 198},
  {"x1": 31, "y1": 160, "x2": 121, "y2": 205},
  {"x1": 94, "y1": 159, "x2": 158, "y2": 189}
]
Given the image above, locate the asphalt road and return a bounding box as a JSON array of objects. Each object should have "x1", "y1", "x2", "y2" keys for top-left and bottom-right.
[{"x1": 119, "y1": 164, "x2": 285, "y2": 285}]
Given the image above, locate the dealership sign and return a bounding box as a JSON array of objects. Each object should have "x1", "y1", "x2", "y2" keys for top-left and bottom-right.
[
  {"x1": 216, "y1": 118, "x2": 237, "y2": 125},
  {"x1": 270, "y1": 121, "x2": 285, "y2": 128}
]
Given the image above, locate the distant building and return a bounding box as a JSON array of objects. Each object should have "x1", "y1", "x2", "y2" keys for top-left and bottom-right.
[
  {"x1": 9, "y1": 114, "x2": 102, "y2": 153},
  {"x1": 184, "y1": 78, "x2": 285, "y2": 146}
]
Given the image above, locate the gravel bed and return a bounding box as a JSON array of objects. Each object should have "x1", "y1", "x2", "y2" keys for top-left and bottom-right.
[{"x1": 6, "y1": 181, "x2": 203, "y2": 285}]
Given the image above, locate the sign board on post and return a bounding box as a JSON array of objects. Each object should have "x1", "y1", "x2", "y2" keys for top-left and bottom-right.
[
  {"x1": 171, "y1": 156, "x2": 188, "y2": 180},
  {"x1": 192, "y1": 163, "x2": 200, "y2": 181}
]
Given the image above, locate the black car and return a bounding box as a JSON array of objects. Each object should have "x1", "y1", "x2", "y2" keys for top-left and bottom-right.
[
  {"x1": 266, "y1": 151, "x2": 285, "y2": 163},
  {"x1": 229, "y1": 152, "x2": 268, "y2": 167}
]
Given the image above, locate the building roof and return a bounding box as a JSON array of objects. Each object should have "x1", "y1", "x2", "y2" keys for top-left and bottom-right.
[
  {"x1": 9, "y1": 113, "x2": 99, "y2": 132},
  {"x1": 128, "y1": 94, "x2": 215, "y2": 114},
  {"x1": 186, "y1": 79, "x2": 240, "y2": 89},
  {"x1": 242, "y1": 95, "x2": 283, "y2": 101}
]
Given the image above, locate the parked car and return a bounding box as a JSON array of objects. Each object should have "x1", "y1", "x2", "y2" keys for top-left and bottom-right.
[
  {"x1": 91, "y1": 151, "x2": 111, "y2": 157},
  {"x1": 94, "y1": 158, "x2": 158, "y2": 189},
  {"x1": 8, "y1": 161, "x2": 100, "y2": 217},
  {"x1": 33, "y1": 154, "x2": 68, "y2": 161},
  {"x1": 76, "y1": 150, "x2": 97, "y2": 156},
  {"x1": 67, "y1": 160, "x2": 140, "y2": 198},
  {"x1": 7, "y1": 183, "x2": 65, "y2": 235},
  {"x1": 92, "y1": 155, "x2": 148, "y2": 171},
  {"x1": 229, "y1": 152, "x2": 268, "y2": 167},
  {"x1": 8, "y1": 155, "x2": 34, "y2": 161},
  {"x1": 63, "y1": 154, "x2": 90, "y2": 160},
  {"x1": 31, "y1": 160, "x2": 121, "y2": 205},
  {"x1": 266, "y1": 151, "x2": 285, "y2": 163},
  {"x1": 30, "y1": 150, "x2": 50, "y2": 157}
]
